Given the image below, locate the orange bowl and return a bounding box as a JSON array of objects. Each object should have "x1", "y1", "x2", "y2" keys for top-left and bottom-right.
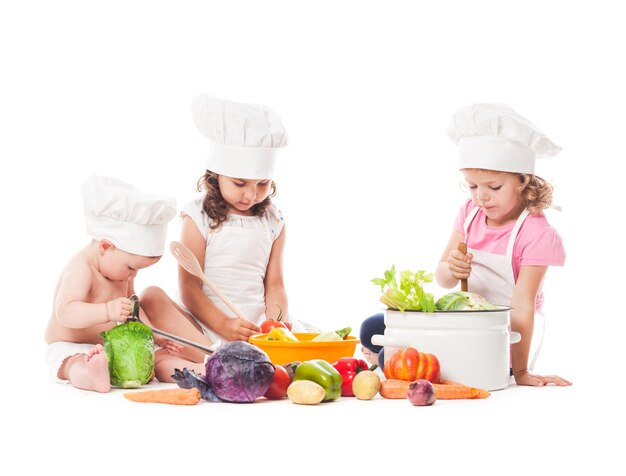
[{"x1": 248, "y1": 332, "x2": 360, "y2": 365}]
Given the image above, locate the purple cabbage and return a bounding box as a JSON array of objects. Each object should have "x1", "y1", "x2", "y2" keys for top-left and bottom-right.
[
  {"x1": 171, "y1": 368, "x2": 222, "y2": 402},
  {"x1": 204, "y1": 341, "x2": 275, "y2": 403}
]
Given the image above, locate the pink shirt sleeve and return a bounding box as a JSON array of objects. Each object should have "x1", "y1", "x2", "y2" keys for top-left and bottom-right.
[
  {"x1": 453, "y1": 199, "x2": 475, "y2": 236},
  {"x1": 514, "y1": 214, "x2": 566, "y2": 270}
]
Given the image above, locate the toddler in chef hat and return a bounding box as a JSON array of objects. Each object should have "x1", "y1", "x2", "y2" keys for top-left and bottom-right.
[
  {"x1": 361, "y1": 104, "x2": 572, "y2": 387},
  {"x1": 45, "y1": 175, "x2": 207, "y2": 392},
  {"x1": 143, "y1": 94, "x2": 313, "y2": 353}
]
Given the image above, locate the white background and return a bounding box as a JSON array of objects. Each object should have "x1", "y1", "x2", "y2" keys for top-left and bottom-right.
[{"x1": 1, "y1": 1, "x2": 623, "y2": 474}]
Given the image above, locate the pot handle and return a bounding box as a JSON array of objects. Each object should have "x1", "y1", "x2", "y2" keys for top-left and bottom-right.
[
  {"x1": 510, "y1": 331, "x2": 521, "y2": 344},
  {"x1": 371, "y1": 334, "x2": 416, "y2": 348}
]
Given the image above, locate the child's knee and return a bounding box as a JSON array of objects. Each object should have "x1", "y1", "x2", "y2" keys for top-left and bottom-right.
[{"x1": 140, "y1": 286, "x2": 168, "y2": 305}]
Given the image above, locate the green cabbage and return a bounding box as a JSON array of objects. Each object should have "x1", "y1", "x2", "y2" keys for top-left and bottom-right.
[
  {"x1": 100, "y1": 321, "x2": 155, "y2": 388},
  {"x1": 435, "y1": 291, "x2": 497, "y2": 311}
]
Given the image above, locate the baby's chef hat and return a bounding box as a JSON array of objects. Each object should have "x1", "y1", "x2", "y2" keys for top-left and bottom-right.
[
  {"x1": 81, "y1": 175, "x2": 177, "y2": 256},
  {"x1": 192, "y1": 94, "x2": 288, "y2": 179},
  {"x1": 447, "y1": 103, "x2": 561, "y2": 174}
]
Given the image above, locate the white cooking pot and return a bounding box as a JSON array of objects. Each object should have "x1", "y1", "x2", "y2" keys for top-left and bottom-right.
[{"x1": 371, "y1": 307, "x2": 521, "y2": 391}]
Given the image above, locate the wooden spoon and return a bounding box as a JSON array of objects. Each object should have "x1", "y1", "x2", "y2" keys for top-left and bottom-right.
[
  {"x1": 458, "y1": 242, "x2": 468, "y2": 292},
  {"x1": 170, "y1": 241, "x2": 247, "y2": 320}
]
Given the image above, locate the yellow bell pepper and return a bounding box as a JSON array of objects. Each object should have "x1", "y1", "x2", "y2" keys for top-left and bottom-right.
[{"x1": 266, "y1": 327, "x2": 299, "y2": 342}]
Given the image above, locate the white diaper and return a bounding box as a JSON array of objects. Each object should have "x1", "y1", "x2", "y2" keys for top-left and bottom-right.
[{"x1": 45, "y1": 341, "x2": 96, "y2": 384}]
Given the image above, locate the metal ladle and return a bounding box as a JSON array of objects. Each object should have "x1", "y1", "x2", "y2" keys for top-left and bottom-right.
[{"x1": 128, "y1": 294, "x2": 214, "y2": 354}]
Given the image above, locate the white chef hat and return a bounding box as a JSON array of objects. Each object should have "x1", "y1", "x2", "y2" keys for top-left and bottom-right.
[
  {"x1": 81, "y1": 175, "x2": 177, "y2": 257},
  {"x1": 447, "y1": 103, "x2": 561, "y2": 174},
  {"x1": 192, "y1": 94, "x2": 288, "y2": 179}
]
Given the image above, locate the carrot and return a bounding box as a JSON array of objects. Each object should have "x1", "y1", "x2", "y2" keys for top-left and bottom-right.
[
  {"x1": 380, "y1": 378, "x2": 490, "y2": 400},
  {"x1": 379, "y1": 379, "x2": 411, "y2": 399},
  {"x1": 123, "y1": 387, "x2": 201, "y2": 405},
  {"x1": 432, "y1": 380, "x2": 490, "y2": 399}
]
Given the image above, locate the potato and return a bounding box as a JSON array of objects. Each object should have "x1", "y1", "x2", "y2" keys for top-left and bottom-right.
[
  {"x1": 287, "y1": 380, "x2": 325, "y2": 405},
  {"x1": 352, "y1": 370, "x2": 381, "y2": 400}
]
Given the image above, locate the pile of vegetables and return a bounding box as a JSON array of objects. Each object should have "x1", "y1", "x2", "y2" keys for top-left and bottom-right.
[
  {"x1": 372, "y1": 265, "x2": 497, "y2": 312},
  {"x1": 379, "y1": 348, "x2": 490, "y2": 401},
  {"x1": 258, "y1": 326, "x2": 352, "y2": 342},
  {"x1": 435, "y1": 291, "x2": 497, "y2": 311}
]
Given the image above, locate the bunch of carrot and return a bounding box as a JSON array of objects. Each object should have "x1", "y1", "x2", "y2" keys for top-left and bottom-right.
[{"x1": 380, "y1": 378, "x2": 490, "y2": 400}]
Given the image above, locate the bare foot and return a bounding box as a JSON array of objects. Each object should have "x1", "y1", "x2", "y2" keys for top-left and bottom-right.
[{"x1": 68, "y1": 344, "x2": 111, "y2": 393}]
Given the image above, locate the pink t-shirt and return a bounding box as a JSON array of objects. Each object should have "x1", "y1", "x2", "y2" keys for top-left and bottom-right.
[{"x1": 453, "y1": 199, "x2": 566, "y2": 309}]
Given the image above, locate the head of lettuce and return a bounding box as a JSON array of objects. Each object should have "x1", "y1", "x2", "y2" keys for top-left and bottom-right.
[{"x1": 100, "y1": 321, "x2": 155, "y2": 388}]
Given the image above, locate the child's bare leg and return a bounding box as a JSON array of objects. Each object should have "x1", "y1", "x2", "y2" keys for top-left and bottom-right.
[
  {"x1": 62, "y1": 344, "x2": 111, "y2": 393},
  {"x1": 140, "y1": 286, "x2": 213, "y2": 363},
  {"x1": 154, "y1": 349, "x2": 205, "y2": 383}
]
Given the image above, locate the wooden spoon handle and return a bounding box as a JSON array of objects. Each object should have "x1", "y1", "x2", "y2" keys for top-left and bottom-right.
[
  {"x1": 170, "y1": 241, "x2": 248, "y2": 320},
  {"x1": 197, "y1": 274, "x2": 247, "y2": 320},
  {"x1": 458, "y1": 242, "x2": 468, "y2": 292}
]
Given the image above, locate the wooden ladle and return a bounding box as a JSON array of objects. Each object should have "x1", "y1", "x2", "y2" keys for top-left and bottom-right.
[
  {"x1": 170, "y1": 241, "x2": 247, "y2": 320},
  {"x1": 458, "y1": 242, "x2": 468, "y2": 292}
]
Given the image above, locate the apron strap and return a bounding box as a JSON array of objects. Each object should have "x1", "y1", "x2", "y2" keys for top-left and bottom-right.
[
  {"x1": 462, "y1": 206, "x2": 481, "y2": 239},
  {"x1": 505, "y1": 209, "x2": 530, "y2": 261}
]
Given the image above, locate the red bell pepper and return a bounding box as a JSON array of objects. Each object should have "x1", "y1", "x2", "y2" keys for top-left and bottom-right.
[{"x1": 331, "y1": 357, "x2": 370, "y2": 397}]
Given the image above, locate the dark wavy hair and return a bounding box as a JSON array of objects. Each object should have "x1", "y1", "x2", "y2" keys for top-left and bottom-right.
[{"x1": 196, "y1": 170, "x2": 277, "y2": 229}]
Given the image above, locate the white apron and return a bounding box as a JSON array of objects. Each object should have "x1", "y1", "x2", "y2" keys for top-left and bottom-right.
[
  {"x1": 196, "y1": 218, "x2": 274, "y2": 343},
  {"x1": 463, "y1": 207, "x2": 544, "y2": 370}
]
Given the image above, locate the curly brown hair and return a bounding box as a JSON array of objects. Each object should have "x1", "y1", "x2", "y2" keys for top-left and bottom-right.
[
  {"x1": 461, "y1": 169, "x2": 554, "y2": 215},
  {"x1": 517, "y1": 174, "x2": 553, "y2": 215},
  {"x1": 196, "y1": 170, "x2": 277, "y2": 229}
]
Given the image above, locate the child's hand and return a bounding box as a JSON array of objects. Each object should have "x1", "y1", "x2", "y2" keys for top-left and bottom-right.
[
  {"x1": 154, "y1": 335, "x2": 185, "y2": 355},
  {"x1": 514, "y1": 370, "x2": 572, "y2": 387},
  {"x1": 221, "y1": 317, "x2": 262, "y2": 341},
  {"x1": 446, "y1": 249, "x2": 473, "y2": 280},
  {"x1": 105, "y1": 297, "x2": 133, "y2": 322}
]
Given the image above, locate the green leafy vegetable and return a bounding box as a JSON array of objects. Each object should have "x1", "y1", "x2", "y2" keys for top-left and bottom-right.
[
  {"x1": 311, "y1": 326, "x2": 352, "y2": 342},
  {"x1": 100, "y1": 321, "x2": 155, "y2": 388},
  {"x1": 435, "y1": 291, "x2": 497, "y2": 311},
  {"x1": 371, "y1": 265, "x2": 436, "y2": 312}
]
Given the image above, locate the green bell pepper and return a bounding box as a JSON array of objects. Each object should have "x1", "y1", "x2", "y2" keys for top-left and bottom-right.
[{"x1": 293, "y1": 359, "x2": 342, "y2": 401}]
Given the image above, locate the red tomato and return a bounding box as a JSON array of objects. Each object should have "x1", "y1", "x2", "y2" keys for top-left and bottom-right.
[
  {"x1": 284, "y1": 321, "x2": 293, "y2": 331},
  {"x1": 264, "y1": 365, "x2": 291, "y2": 400},
  {"x1": 260, "y1": 319, "x2": 288, "y2": 334}
]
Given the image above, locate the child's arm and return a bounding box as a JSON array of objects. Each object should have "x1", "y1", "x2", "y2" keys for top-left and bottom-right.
[
  {"x1": 55, "y1": 262, "x2": 130, "y2": 328},
  {"x1": 436, "y1": 230, "x2": 473, "y2": 289},
  {"x1": 511, "y1": 266, "x2": 572, "y2": 387},
  {"x1": 264, "y1": 226, "x2": 288, "y2": 323},
  {"x1": 179, "y1": 215, "x2": 261, "y2": 341}
]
